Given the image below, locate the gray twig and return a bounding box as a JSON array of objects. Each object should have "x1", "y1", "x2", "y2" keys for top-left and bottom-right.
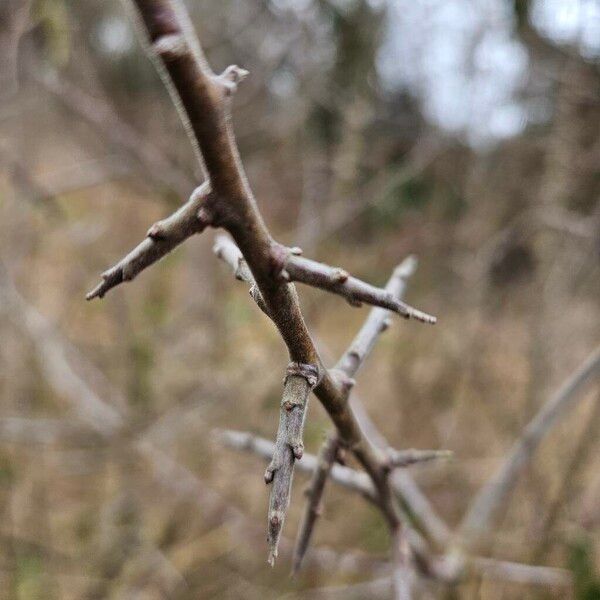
[
  {"x1": 386, "y1": 449, "x2": 453, "y2": 469},
  {"x1": 216, "y1": 429, "x2": 374, "y2": 498},
  {"x1": 281, "y1": 253, "x2": 436, "y2": 324},
  {"x1": 87, "y1": 184, "x2": 212, "y2": 300},
  {"x1": 264, "y1": 363, "x2": 318, "y2": 566}
]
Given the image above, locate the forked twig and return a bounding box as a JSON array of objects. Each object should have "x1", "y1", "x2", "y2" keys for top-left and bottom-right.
[{"x1": 292, "y1": 434, "x2": 340, "y2": 575}]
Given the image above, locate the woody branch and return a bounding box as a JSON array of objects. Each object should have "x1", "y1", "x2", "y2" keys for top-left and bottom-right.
[{"x1": 86, "y1": 0, "x2": 440, "y2": 591}]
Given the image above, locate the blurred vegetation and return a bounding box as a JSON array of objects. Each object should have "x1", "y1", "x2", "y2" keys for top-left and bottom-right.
[{"x1": 0, "y1": 0, "x2": 599, "y2": 598}]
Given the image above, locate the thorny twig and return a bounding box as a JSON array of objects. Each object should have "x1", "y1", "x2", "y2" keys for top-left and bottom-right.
[
  {"x1": 79, "y1": 0, "x2": 589, "y2": 595},
  {"x1": 265, "y1": 362, "x2": 318, "y2": 564},
  {"x1": 88, "y1": 2, "x2": 420, "y2": 587}
]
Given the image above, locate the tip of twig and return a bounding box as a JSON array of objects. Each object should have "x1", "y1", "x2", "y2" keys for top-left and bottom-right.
[
  {"x1": 267, "y1": 511, "x2": 283, "y2": 567},
  {"x1": 410, "y1": 309, "x2": 437, "y2": 325},
  {"x1": 400, "y1": 302, "x2": 437, "y2": 324},
  {"x1": 395, "y1": 255, "x2": 418, "y2": 279},
  {"x1": 85, "y1": 282, "x2": 105, "y2": 301},
  {"x1": 226, "y1": 65, "x2": 249, "y2": 83}
]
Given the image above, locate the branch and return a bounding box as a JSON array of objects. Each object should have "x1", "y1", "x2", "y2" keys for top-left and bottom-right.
[
  {"x1": 86, "y1": 184, "x2": 212, "y2": 300},
  {"x1": 391, "y1": 526, "x2": 414, "y2": 600},
  {"x1": 331, "y1": 258, "x2": 452, "y2": 548},
  {"x1": 292, "y1": 434, "x2": 340, "y2": 575},
  {"x1": 386, "y1": 448, "x2": 453, "y2": 469},
  {"x1": 323, "y1": 260, "x2": 452, "y2": 548},
  {"x1": 113, "y1": 0, "x2": 416, "y2": 583},
  {"x1": 265, "y1": 362, "x2": 318, "y2": 565},
  {"x1": 213, "y1": 233, "x2": 267, "y2": 314},
  {"x1": 126, "y1": 0, "x2": 398, "y2": 494},
  {"x1": 459, "y1": 345, "x2": 600, "y2": 545},
  {"x1": 279, "y1": 252, "x2": 436, "y2": 325},
  {"x1": 217, "y1": 242, "x2": 445, "y2": 564},
  {"x1": 290, "y1": 437, "x2": 450, "y2": 575},
  {"x1": 216, "y1": 429, "x2": 374, "y2": 498},
  {"x1": 214, "y1": 235, "x2": 434, "y2": 326}
]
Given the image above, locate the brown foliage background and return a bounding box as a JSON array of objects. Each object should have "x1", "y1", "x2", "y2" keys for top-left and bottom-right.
[{"x1": 0, "y1": 0, "x2": 598, "y2": 598}]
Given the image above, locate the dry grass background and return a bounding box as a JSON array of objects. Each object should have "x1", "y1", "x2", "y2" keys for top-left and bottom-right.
[{"x1": 0, "y1": 1, "x2": 599, "y2": 598}]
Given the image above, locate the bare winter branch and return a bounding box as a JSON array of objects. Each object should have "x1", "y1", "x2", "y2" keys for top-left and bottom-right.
[
  {"x1": 337, "y1": 255, "x2": 418, "y2": 377},
  {"x1": 84, "y1": 0, "x2": 434, "y2": 588},
  {"x1": 86, "y1": 183, "x2": 212, "y2": 300},
  {"x1": 386, "y1": 448, "x2": 453, "y2": 469},
  {"x1": 216, "y1": 429, "x2": 374, "y2": 498},
  {"x1": 459, "y1": 345, "x2": 600, "y2": 545},
  {"x1": 279, "y1": 252, "x2": 436, "y2": 324},
  {"x1": 292, "y1": 434, "x2": 340, "y2": 575},
  {"x1": 265, "y1": 362, "x2": 318, "y2": 565}
]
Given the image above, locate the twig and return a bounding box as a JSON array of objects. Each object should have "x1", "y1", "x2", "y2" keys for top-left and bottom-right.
[
  {"x1": 213, "y1": 234, "x2": 267, "y2": 313},
  {"x1": 319, "y1": 258, "x2": 452, "y2": 547},
  {"x1": 212, "y1": 232, "x2": 411, "y2": 569},
  {"x1": 86, "y1": 183, "x2": 212, "y2": 299},
  {"x1": 216, "y1": 234, "x2": 435, "y2": 325},
  {"x1": 213, "y1": 233, "x2": 252, "y2": 283},
  {"x1": 387, "y1": 449, "x2": 453, "y2": 469},
  {"x1": 281, "y1": 253, "x2": 436, "y2": 324},
  {"x1": 38, "y1": 72, "x2": 195, "y2": 198},
  {"x1": 265, "y1": 362, "x2": 318, "y2": 566},
  {"x1": 459, "y1": 345, "x2": 600, "y2": 545},
  {"x1": 292, "y1": 434, "x2": 340, "y2": 575},
  {"x1": 332, "y1": 257, "x2": 451, "y2": 549},
  {"x1": 92, "y1": 0, "x2": 421, "y2": 585},
  {"x1": 217, "y1": 429, "x2": 374, "y2": 499}
]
